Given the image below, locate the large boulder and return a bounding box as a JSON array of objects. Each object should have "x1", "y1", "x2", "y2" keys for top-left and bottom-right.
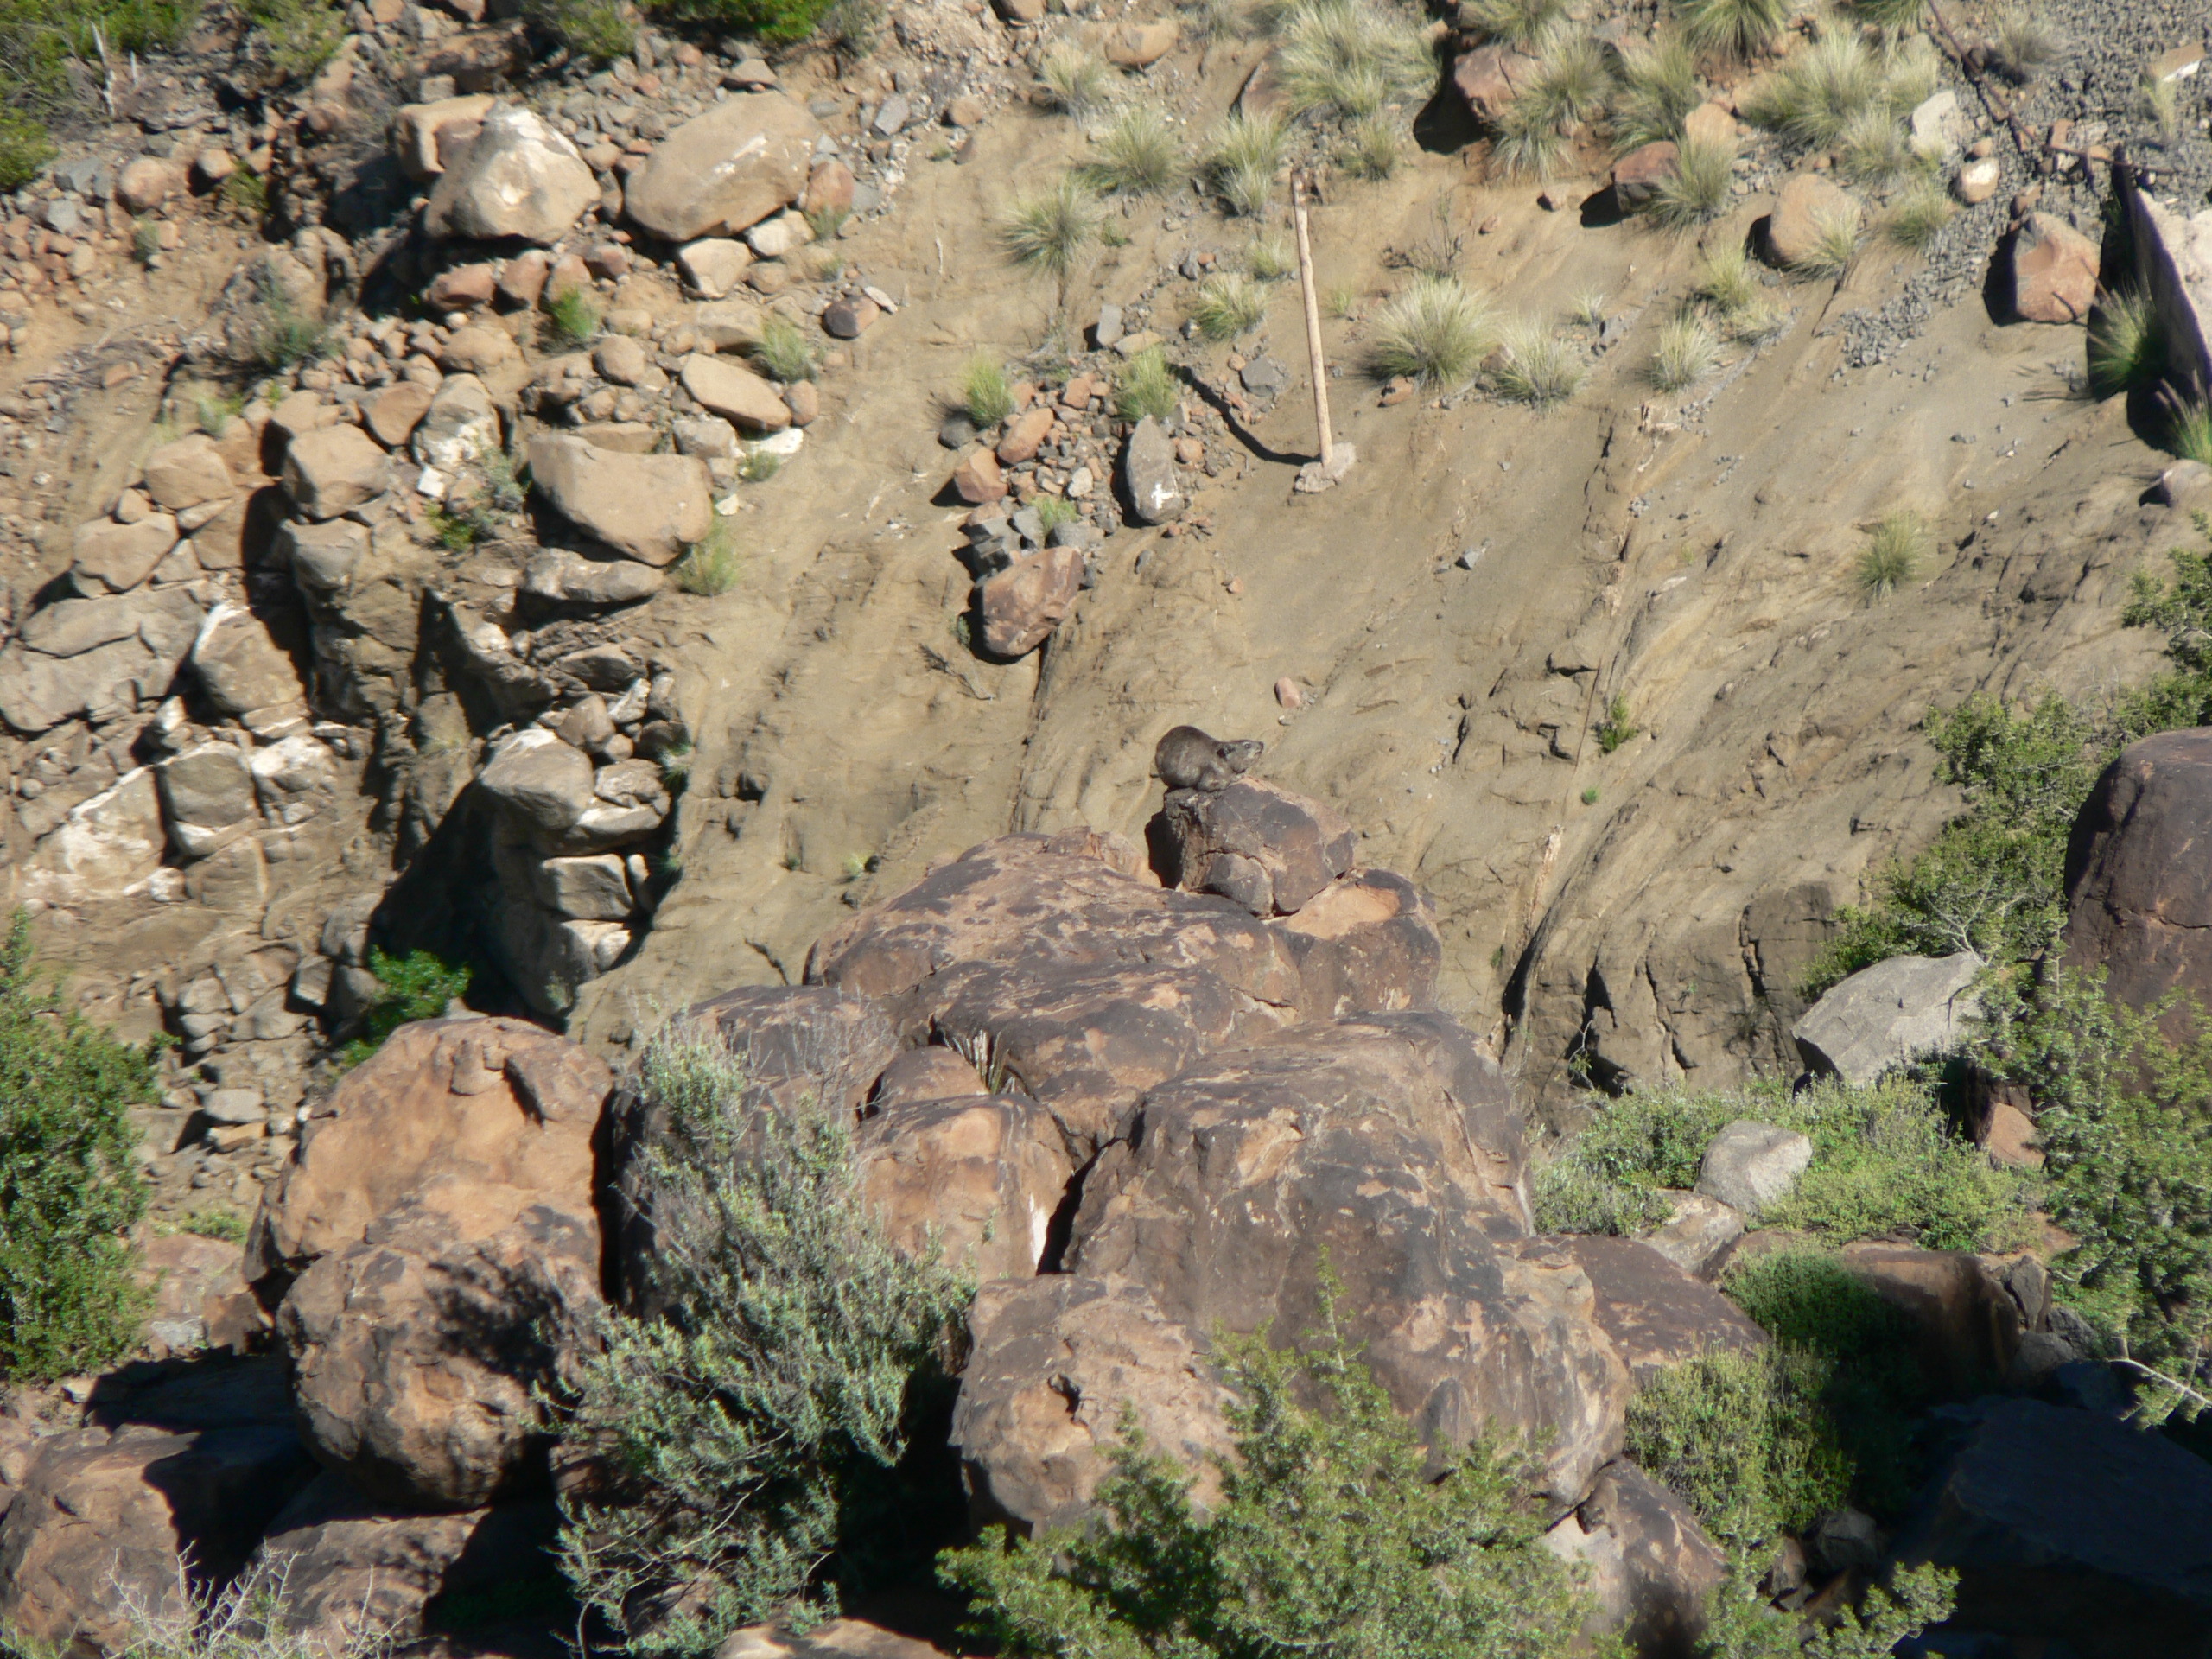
[
  {"x1": 283, "y1": 425, "x2": 392, "y2": 521},
  {"x1": 2063, "y1": 728, "x2": 2212, "y2": 1041},
  {"x1": 70, "y1": 515, "x2": 180, "y2": 593},
  {"x1": 1694, "y1": 1120, "x2": 1810, "y2": 1216},
  {"x1": 1764, "y1": 174, "x2": 1859, "y2": 269},
  {"x1": 804, "y1": 831, "x2": 1302, "y2": 1013},
  {"x1": 255, "y1": 1473, "x2": 557, "y2": 1648},
  {"x1": 1837, "y1": 1243, "x2": 2040, "y2": 1395},
  {"x1": 1154, "y1": 778, "x2": 1357, "y2": 917},
  {"x1": 1066, "y1": 1020, "x2": 1625, "y2": 1505},
  {"x1": 0, "y1": 601, "x2": 198, "y2": 734},
  {"x1": 1560, "y1": 1236, "x2": 1768, "y2": 1380},
  {"x1": 1789, "y1": 951, "x2": 1983, "y2": 1084},
  {"x1": 1895, "y1": 1396, "x2": 2212, "y2": 1658},
  {"x1": 412, "y1": 373, "x2": 502, "y2": 472},
  {"x1": 393, "y1": 92, "x2": 497, "y2": 178},
  {"x1": 976, "y1": 545, "x2": 1083, "y2": 658},
  {"x1": 0, "y1": 1426, "x2": 316, "y2": 1656},
  {"x1": 476, "y1": 728, "x2": 598, "y2": 836},
  {"x1": 23, "y1": 768, "x2": 168, "y2": 901},
  {"x1": 141, "y1": 434, "x2": 236, "y2": 513},
  {"x1": 2010, "y1": 212, "x2": 2098, "y2": 325},
  {"x1": 623, "y1": 92, "x2": 823, "y2": 242},
  {"x1": 156, "y1": 741, "x2": 261, "y2": 857},
  {"x1": 424, "y1": 105, "x2": 599, "y2": 244},
  {"x1": 1545, "y1": 1460, "x2": 1729, "y2": 1658},
  {"x1": 949, "y1": 1274, "x2": 1236, "y2": 1536},
  {"x1": 1267, "y1": 868, "x2": 1442, "y2": 1023},
  {"x1": 527, "y1": 435, "x2": 713, "y2": 565},
  {"x1": 855, "y1": 1092, "x2": 1075, "y2": 1280},
  {"x1": 1122, "y1": 416, "x2": 1185, "y2": 524},
  {"x1": 188, "y1": 601, "x2": 307, "y2": 717}
]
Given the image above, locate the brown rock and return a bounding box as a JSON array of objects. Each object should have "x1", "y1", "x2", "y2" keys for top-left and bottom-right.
[
  {"x1": 114, "y1": 156, "x2": 186, "y2": 213},
  {"x1": 427, "y1": 262, "x2": 498, "y2": 310},
  {"x1": 365, "y1": 379, "x2": 438, "y2": 448},
  {"x1": 856, "y1": 1093, "x2": 1074, "y2": 1280},
  {"x1": 190, "y1": 148, "x2": 237, "y2": 189},
  {"x1": 498, "y1": 249, "x2": 550, "y2": 306},
  {"x1": 869, "y1": 1046, "x2": 988, "y2": 1109},
  {"x1": 977, "y1": 543, "x2": 1083, "y2": 658},
  {"x1": 1103, "y1": 17, "x2": 1179, "y2": 67},
  {"x1": 996, "y1": 405, "x2": 1054, "y2": 465},
  {"x1": 2063, "y1": 729, "x2": 2212, "y2": 1041},
  {"x1": 1682, "y1": 101, "x2": 1737, "y2": 147},
  {"x1": 1838, "y1": 1243, "x2": 2037, "y2": 1395},
  {"x1": 1612, "y1": 141, "x2": 1681, "y2": 209},
  {"x1": 1982, "y1": 1100, "x2": 2043, "y2": 1167},
  {"x1": 1154, "y1": 777, "x2": 1357, "y2": 917},
  {"x1": 0, "y1": 1427, "x2": 315, "y2": 1654},
  {"x1": 1561, "y1": 1235, "x2": 1769, "y2": 1379},
  {"x1": 424, "y1": 106, "x2": 599, "y2": 244},
  {"x1": 720, "y1": 1621, "x2": 953, "y2": 1659},
  {"x1": 822, "y1": 296, "x2": 879, "y2": 339},
  {"x1": 438, "y1": 322, "x2": 519, "y2": 372},
  {"x1": 950, "y1": 1274, "x2": 1236, "y2": 1536},
  {"x1": 804, "y1": 160, "x2": 856, "y2": 215},
  {"x1": 994, "y1": 0, "x2": 1046, "y2": 20},
  {"x1": 527, "y1": 434, "x2": 714, "y2": 565},
  {"x1": 951, "y1": 447, "x2": 1007, "y2": 505},
  {"x1": 393, "y1": 93, "x2": 498, "y2": 179},
  {"x1": 783, "y1": 380, "x2": 820, "y2": 426},
  {"x1": 282, "y1": 424, "x2": 392, "y2": 520},
  {"x1": 679, "y1": 353, "x2": 791, "y2": 431},
  {"x1": 70, "y1": 515, "x2": 180, "y2": 593},
  {"x1": 623, "y1": 92, "x2": 822, "y2": 241},
  {"x1": 1548, "y1": 1460, "x2": 1729, "y2": 1656},
  {"x1": 1765, "y1": 173, "x2": 1861, "y2": 268},
  {"x1": 2010, "y1": 212, "x2": 2097, "y2": 323},
  {"x1": 1641, "y1": 1192, "x2": 1745, "y2": 1280},
  {"x1": 1268, "y1": 868, "x2": 1443, "y2": 1023},
  {"x1": 1451, "y1": 42, "x2": 1541, "y2": 124},
  {"x1": 141, "y1": 434, "x2": 236, "y2": 513},
  {"x1": 190, "y1": 601, "x2": 306, "y2": 717},
  {"x1": 804, "y1": 831, "x2": 1301, "y2": 1009}
]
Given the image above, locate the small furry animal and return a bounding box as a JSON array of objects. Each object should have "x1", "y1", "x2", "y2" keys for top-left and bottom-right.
[{"x1": 1154, "y1": 725, "x2": 1265, "y2": 791}]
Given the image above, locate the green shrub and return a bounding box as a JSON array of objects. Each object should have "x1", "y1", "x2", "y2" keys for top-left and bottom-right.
[
  {"x1": 0, "y1": 111, "x2": 52, "y2": 190},
  {"x1": 958, "y1": 355, "x2": 1015, "y2": 429},
  {"x1": 673, "y1": 520, "x2": 742, "y2": 595},
  {"x1": 0, "y1": 0, "x2": 198, "y2": 121},
  {"x1": 555, "y1": 1028, "x2": 972, "y2": 1650},
  {"x1": 1696, "y1": 1560, "x2": 1956, "y2": 1658},
  {"x1": 0, "y1": 912, "x2": 156, "y2": 1380},
  {"x1": 1529, "y1": 1156, "x2": 1672, "y2": 1235},
  {"x1": 1368, "y1": 274, "x2": 1493, "y2": 387},
  {"x1": 751, "y1": 314, "x2": 817, "y2": 383},
  {"x1": 1594, "y1": 691, "x2": 1642, "y2": 752},
  {"x1": 941, "y1": 1294, "x2": 1591, "y2": 1659},
  {"x1": 1678, "y1": 0, "x2": 1789, "y2": 60},
  {"x1": 530, "y1": 0, "x2": 634, "y2": 59},
  {"x1": 335, "y1": 947, "x2": 473, "y2": 1069},
  {"x1": 247, "y1": 276, "x2": 328, "y2": 372},
  {"x1": 1002, "y1": 175, "x2": 1103, "y2": 280},
  {"x1": 544, "y1": 285, "x2": 602, "y2": 350},
  {"x1": 176, "y1": 1206, "x2": 249, "y2": 1243},
  {"x1": 1034, "y1": 494, "x2": 1081, "y2": 534},
  {"x1": 1974, "y1": 967, "x2": 2212, "y2": 1414},
  {"x1": 1854, "y1": 507, "x2": 1925, "y2": 597},
  {"x1": 1625, "y1": 1344, "x2": 1849, "y2": 1544},
  {"x1": 1192, "y1": 271, "x2": 1269, "y2": 340},
  {"x1": 245, "y1": 0, "x2": 343, "y2": 82},
  {"x1": 1116, "y1": 345, "x2": 1179, "y2": 423},
  {"x1": 2088, "y1": 288, "x2": 2163, "y2": 397},
  {"x1": 652, "y1": 0, "x2": 837, "y2": 45},
  {"x1": 1747, "y1": 30, "x2": 1881, "y2": 148}
]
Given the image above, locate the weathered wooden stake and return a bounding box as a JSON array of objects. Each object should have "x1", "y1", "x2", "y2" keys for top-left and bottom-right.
[{"x1": 1291, "y1": 173, "x2": 1351, "y2": 491}]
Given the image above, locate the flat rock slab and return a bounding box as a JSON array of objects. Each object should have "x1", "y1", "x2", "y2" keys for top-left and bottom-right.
[
  {"x1": 1561, "y1": 1235, "x2": 1767, "y2": 1379},
  {"x1": 1791, "y1": 950, "x2": 1983, "y2": 1084}
]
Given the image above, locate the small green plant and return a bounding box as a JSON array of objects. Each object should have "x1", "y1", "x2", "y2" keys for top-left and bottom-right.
[
  {"x1": 544, "y1": 285, "x2": 601, "y2": 349},
  {"x1": 1117, "y1": 344, "x2": 1180, "y2": 423},
  {"x1": 1612, "y1": 31, "x2": 1700, "y2": 150},
  {"x1": 1192, "y1": 271, "x2": 1270, "y2": 340},
  {"x1": 248, "y1": 283, "x2": 328, "y2": 372},
  {"x1": 1001, "y1": 175, "x2": 1103, "y2": 281},
  {"x1": 220, "y1": 166, "x2": 270, "y2": 219},
  {"x1": 245, "y1": 0, "x2": 346, "y2": 84},
  {"x1": 1748, "y1": 29, "x2": 1881, "y2": 147},
  {"x1": 1338, "y1": 112, "x2": 1402, "y2": 180},
  {"x1": 1459, "y1": 0, "x2": 1567, "y2": 49},
  {"x1": 2172, "y1": 403, "x2": 2212, "y2": 467},
  {"x1": 958, "y1": 355, "x2": 1015, "y2": 429},
  {"x1": 817, "y1": 0, "x2": 884, "y2": 55},
  {"x1": 1325, "y1": 281, "x2": 1361, "y2": 319},
  {"x1": 1039, "y1": 41, "x2": 1116, "y2": 119},
  {"x1": 1791, "y1": 206, "x2": 1864, "y2": 279},
  {"x1": 2143, "y1": 70, "x2": 2183, "y2": 143},
  {"x1": 0, "y1": 112, "x2": 54, "y2": 192},
  {"x1": 2088, "y1": 288, "x2": 2163, "y2": 397},
  {"x1": 658, "y1": 743, "x2": 695, "y2": 791},
  {"x1": 195, "y1": 391, "x2": 246, "y2": 436},
  {"x1": 424, "y1": 503, "x2": 482, "y2": 553},
  {"x1": 1885, "y1": 176, "x2": 1956, "y2": 251},
  {"x1": 804, "y1": 205, "x2": 851, "y2": 243},
  {"x1": 1649, "y1": 312, "x2": 1720, "y2": 392},
  {"x1": 841, "y1": 852, "x2": 875, "y2": 883},
  {"x1": 752, "y1": 314, "x2": 818, "y2": 383},
  {"x1": 1205, "y1": 111, "x2": 1287, "y2": 216},
  {"x1": 175, "y1": 1207, "x2": 250, "y2": 1243},
  {"x1": 673, "y1": 520, "x2": 742, "y2": 595},
  {"x1": 1274, "y1": 0, "x2": 1433, "y2": 120},
  {"x1": 1855, "y1": 509, "x2": 1927, "y2": 598},
  {"x1": 1086, "y1": 103, "x2": 1188, "y2": 195},
  {"x1": 1593, "y1": 692, "x2": 1642, "y2": 752},
  {"x1": 1678, "y1": 0, "x2": 1789, "y2": 59},
  {"x1": 111, "y1": 1553, "x2": 399, "y2": 1659},
  {"x1": 1643, "y1": 133, "x2": 1737, "y2": 232},
  {"x1": 941, "y1": 1287, "x2": 1593, "y2": 1659},
  {"x1": 1488, "y1": 317, "x2": 1584, "y2": 408},
  {"x1": 130, "y1": 217, "x2": 162, "y2": 265},
  {"x1": 335, "y1": 948, "x2": 474, "y2": 1070},
  {"x1": 554, "y1": 1027, "x2": 972, "y2": 1648},
  {"x1": 529, "y1": 0, "x2": 636, "y2": 60},
  {"x1": 1521, "y1": 29, "x2": 1611, "y2": 129},
  {"x1": 0, "y1": 912, "x2": 156, "y2": 1381},
  {"x1": 1034, "y1": 493, "x2": 1081, "y2": 534},
  {"x1": 1369, "y1": 274, "x2": 1494, "y2": 387},
  {"x1": 1246, "y1": 233, "x2": 1294, "y2": 282},
  {"x1": 1580, "y1": 786, "x2": 1600, "y2": 805},
  {"x1": 1987, "y1": 3, "x2": 2057, "y2": 79},
  {"x1": 740, "y1": 448, "x2": 782, "y2": 484},
  {"x1": 1693, "y1": 242, "x2": 1759, "y2": 314}
]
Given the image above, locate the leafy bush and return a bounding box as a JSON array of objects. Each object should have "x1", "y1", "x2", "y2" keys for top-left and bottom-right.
[
  {"x1": 335, "y1": 947, "x2": 473, "y2": 1069},
  {"x1": 531, "y1": 0, "x2": 635, "y2": 60},
  {"x1": 0, "y1": 912, "x2": 156, "y2": 1380},
  {"x1": 941, "y1": 1294, "x2": 1590, "y2": 1659},
  {"x1": 1368, "y1": 274, "x2": 1493, "y2": 387},
  {"x1": 0, "y1": 111, "x2": 53, "y2": 190},
  {"x1": 1594, "y1": 691, "x2": 1642, "y2": 753},
  {"x1": 1974, "y1": 967, "x2": 2212, "y2": 1414},
  {"x1": 1529, "y1": 1157, "x2": 1672, "y2": 1235},
  {"x1": 0, "y1": 0, "x2": 197, "y2": 127},
  {"x1": 1117, "y1": 345, "x2": 1179, "y2": 423},
  {"x1": 245, "y1": 0, "x2": 343, "y2": 83},
  {"x1": 1695, "y1": 1560, "x2": 1955, "y2": 1659},
  {"x1": 176, "y1": 1206, "x2": 249, "y2": 1243},
  {"x1": 652, "y1": 0, "x2": 836, "y2": 46},
  {"x1": 555, "y1": 1029, "x2": 972, "y2": 1650}
]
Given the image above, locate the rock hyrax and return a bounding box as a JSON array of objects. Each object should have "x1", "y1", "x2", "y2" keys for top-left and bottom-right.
[{"x1": 1154, "y1": 725, "x2": 1264, "y2": 792}]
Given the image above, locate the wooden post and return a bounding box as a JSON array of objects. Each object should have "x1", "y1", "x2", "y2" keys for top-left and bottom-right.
[{"x1": 1291, "y1": 173, "x2": 1350, "y2": 490}]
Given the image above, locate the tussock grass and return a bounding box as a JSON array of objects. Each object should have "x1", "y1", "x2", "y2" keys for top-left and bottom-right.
[
  {"x1": 1205, "y1": 110, "x2": 1288, "y2": 215},
  {"x1": 1247, "y1": 234, "x2": 1295, "y2": 281},
  {"x1": 958, "y1": 355, "x2": 1014, "y2": 428},
  {"x1": 1369, "y1": 274, "x2": 1495, "y2": 386},
  {"x1": 1001, "y1": 176, "x2": 1103, "y2": 278},
  {"x1": 1339, "y1": 112, "x2": 1402, "y2": 179},
  {"x1": 544, "y1": 285, "x2": 601, "y2": 350},
  {"x1": 1885, "y1": 177, "x2": 1956, "y2": 251},
  {"x1": 1572, "y1": 289, "x2": 1610, "y2": 328},
  {"x1": 1847, "y1": 0, "x2": 1925, "y2": 29},
  {"x1": 1643, "y1": 133, "x2": 1737, "y2": 232},
  {"x1": 1491, "y1": 100, "x2": 1565, "y2": 178},
  {"x1": 1039, "y1": 43, "x2": 1116, "y2": 119},
  {"x1": 1856, "y1": 511, "x2": 1927, "y2": 597},
  {"x1": 2170, "y1": 402, "x2": 2212, "y2": 467},
  {"x1": 1988, "y1": 3, "x2": 2058, "y2": 79},
  {"x1": 1649, "y1": 312, "x2": 1720, "y2": 391},
  {"x1": 1489, "y1": 316, "x2": 1585, "y2": 407},
  {"x1": 673, "y1": 520, "x2": 742, "y2": 595},
  {"x1": 1522, "y1": 29, "x2": 1611, "y2": 127},
  {"x1": 1117, "y1": 344, "x2": 1179, "y2": 422},
  {"x1": 1459, "y1": 0, "x2": 1567, "y2": 49},
  {"x1": 1749, "y1": 30, "x2": 1882, "y2": 147},
  {"x1": 2088, "y1": 289, "x2": 2163, "y2": 397},
  {"x1": 1679, "y1": 0, "x2": 1789, "y2": 60},
  {"x1": 1192, "y1": 272, "x2": 1271, "y2": 339},
  {"x1": 1086, "y1": 103, "x2": 1188, "y2": 194},
  {"x1": 1693, "y1": 242, "x2": 1759, "y2": 314},
  {"x1": 1611, "y1": 32, "x2": 1700, "y2": 151},
  {"x1": 1274, "y1": 0, "x2": 1433, "y2": 119},
  {"x1": 752, "y1": 314, "x2": 817, "y2": 383},
  {"x1": 1184, "y1": 0, "x2": 1248, "y2": 41},
  {"x1": 1790, "y1": 206, "x2": 1864, "y2": 278},
  {"x1": 1838, "y1": 107, "x2": 1920, "y2": 186}
]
